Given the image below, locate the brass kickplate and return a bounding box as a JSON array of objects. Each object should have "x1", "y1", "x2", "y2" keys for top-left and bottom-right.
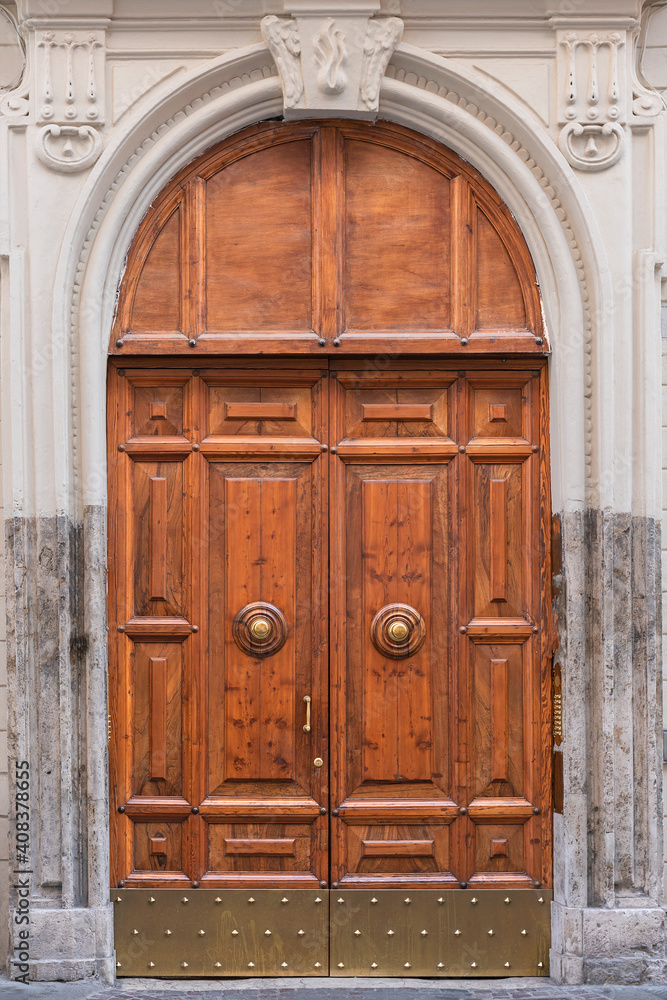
[
  {"x1": 329, "y1": 889, "x2": 552, "y2": 978},
  {"x1": 114, "y1": 888, "x2": 551, "y2": 978},
  {"x1": 113, "y1": 889, "x2": 329, "y2": 977}
]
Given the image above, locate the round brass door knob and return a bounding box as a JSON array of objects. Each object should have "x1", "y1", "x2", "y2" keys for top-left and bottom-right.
[
  {"x1": 370, "y1": 603, "x2": 426, "y2": 659},
  {"x1": 233, "y1": 603, "x2": 287, "y2": 658}
]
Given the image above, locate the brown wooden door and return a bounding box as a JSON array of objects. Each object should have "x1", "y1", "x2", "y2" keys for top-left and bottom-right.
[{"x1": 109, "y1": 358, "x2": 551, "y2": 893}]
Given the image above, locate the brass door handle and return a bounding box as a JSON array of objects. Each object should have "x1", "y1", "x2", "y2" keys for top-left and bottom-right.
[{"x1": 303, "y1": 695, "x2": 311, "y2": 733}]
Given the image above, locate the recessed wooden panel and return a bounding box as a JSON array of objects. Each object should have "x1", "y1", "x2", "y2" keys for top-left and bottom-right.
[
  {"x1": 476, "y1": 209, "x2": 527, "y2": 332},
  {"x1": 206, "y1": 383, "x2": 314, "y2": 439},
  {"x1": 132, "y1": 382, "x2": 186, "y2": 438},
  {"x1": 473, "y1": 463, "x2": 525, "y2": 619},
  {"x1": 343, "y1": 385, "x2": 451, "y2": 440},
  {"x1": 469, "y1": 379, "x2": 527, "y2": 441},
  {"x1": 133, "y1": 821, "x2": 185, "y2": 874},
  {"x1": 207, "y1": 824, "x2": 316, "y2": 876},
  {"x1": 472, "y1": 643, "x2": 525, "y2": 799},
  {"x1": 345, "y1": 826, "x2": 451, "y2": 878},
  {"x1": 343, "y1": 139, "x2": 451, "y2": 332},
  {"x1": 130, "y1": 206, "x2": 182, "y2": 333},
  {"x1": 133, "y1": 643, "x2": 184, "y2": 797},
  {"x1": 205, "y1": 140, "x2": 314, "y2": 333},
  {"x1": 130, "y1": 461, "x2": 184, "y2": 617}
]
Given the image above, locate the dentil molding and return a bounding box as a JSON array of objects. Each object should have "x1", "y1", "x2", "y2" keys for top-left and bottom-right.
[{"x1": 261, "y1": 11, "x2": 403, "y2": 117}]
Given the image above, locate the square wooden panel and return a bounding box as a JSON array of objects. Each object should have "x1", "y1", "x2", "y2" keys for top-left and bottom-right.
[
  {"x1": 133, "y1": 820, "x2": 186, "y2": 876},
  {"x1": 466, "y1": 374, "x2": 534, "y2": 443},
  {"x1": 127, "y1": 375, "x2": 189, "y2": 438}
]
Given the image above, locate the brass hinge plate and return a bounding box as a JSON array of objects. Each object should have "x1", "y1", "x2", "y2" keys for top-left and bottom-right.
[{"x1": 114, "y1": 888, "x2": 551, "y2": 978}]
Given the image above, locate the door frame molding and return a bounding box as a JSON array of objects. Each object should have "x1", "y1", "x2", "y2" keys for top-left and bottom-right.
[{"x1": 13, "y1": 32, "x2": 662, "y2": 986}]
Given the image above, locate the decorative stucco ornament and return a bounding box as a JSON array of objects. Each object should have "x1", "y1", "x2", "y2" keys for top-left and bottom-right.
[
  {"x1": 557, "y1": 30, "x2": 627, "y2": 170},
  {"x1": 261, "y1": 12, "x2": 403, "y2": 118},
  {"x1": 35, "y1": 123, "x2": 103, "y2": 173},
  {"x1": 32, "y1": 28, "x2": 106, "y2": 172}
]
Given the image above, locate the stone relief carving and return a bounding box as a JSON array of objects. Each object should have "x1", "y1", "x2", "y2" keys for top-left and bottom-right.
[
  {"x1": 557, "y1": 30, "x2": 626, "y2": 171},
  {"x1": 261, "y1": 15, "x2": 303, "y2": 107},
  {"x1": 33, "y1": 30, "x2": 106, "y2": 172},
  {"x1": 261, "y1": 13, "x2": 403, "y2": 117},
  {"x1": 313, "y1": 18, "x2": 348, "y2": 96},
  {"x1": 0, "y1": 5, "x2": 29, "y2": 122},
  {"x1": 37, "y1": 31, "x2": 105, "y2": 125},
  {"x1": 360, "y1": 16, "x2": 403, "y2": 111},
  {"x1": 35, "y1": 123, "x2": 103, "y2": 173}
]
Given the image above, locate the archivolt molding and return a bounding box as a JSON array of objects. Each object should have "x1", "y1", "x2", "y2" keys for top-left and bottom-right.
[
  {"x1": 60, "y1": 39, "x2": 600, "y2": 515},
  {"x1": 384, "y1": 47, "x2": 599, "y2": 498}
]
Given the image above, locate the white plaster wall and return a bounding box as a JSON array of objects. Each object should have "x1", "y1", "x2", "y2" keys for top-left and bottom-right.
[{"x1": 663, "y1": 320, "x2": 667, "y2": 901}]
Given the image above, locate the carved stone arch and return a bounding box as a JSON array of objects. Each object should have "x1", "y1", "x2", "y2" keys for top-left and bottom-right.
[
  {"x1": 111, "y1": 118, "x2": 544, "y2": 356},
  {"x1": 42, "y1": 39, "x2": 604, "y2": 981}
]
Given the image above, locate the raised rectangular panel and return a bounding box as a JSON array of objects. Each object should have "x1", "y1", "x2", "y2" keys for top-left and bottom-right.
[
  {"x1": 149, "y1": 657, "x2": 168, "y2": 781},
  {"x1": 473, "y1": 463, "x2": 524, "y2": 619},
  {"x1": 206, "y1": 382, "x2": 314, "y2": 439},
  {"x1": 224, "y1": 838, "x2": 297, "y2": 857},
  {"x1": 131, "y1": 462, "x2": 184, "y2": 617},
  {"x1": 489, "y1": 479, "x2": 508, "y2": 603},
  {"x1": 133, "y1": 643, "x2": 184, "y2": 798},
  {"x1": 362, "y1": 840, "x2": 435, "y2": 858},
  {"x1": 149, "y1": 477, "x2": 168, "y2": 601}
]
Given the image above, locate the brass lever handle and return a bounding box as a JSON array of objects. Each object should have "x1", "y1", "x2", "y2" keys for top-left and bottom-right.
[{"x1": 303, "y1": 695, "x2": 312, "y2": 733}]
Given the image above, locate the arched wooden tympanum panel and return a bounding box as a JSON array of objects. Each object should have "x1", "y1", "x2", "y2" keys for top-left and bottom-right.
[{"x1": 111, "y1": 120, "x2": 544, "y2": 355}]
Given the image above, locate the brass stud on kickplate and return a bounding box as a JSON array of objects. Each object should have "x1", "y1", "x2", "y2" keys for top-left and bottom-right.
[
  {"x1": 281, "y1": 962, "x2": 288, "y2": 968},
  {"x1": 371, "y1": 962, "x2": 378, "y2": 969},
  {"x1": 387, "y1": 930, "x2": 394, "y2": 936},
  {"x1": 181, "y1": 962, "x2": 188, "y2": 969},
  {"x1": 165, "y1": 930, "x2": 172, "y2": 936},
  {"x1": 198, "y1": 929, "x2": 205, "y2": 936},
  {"x1": 454, "y1": 929, "x2": 461, "y2": 936},
  {"x1": 248, "y1": 897, "x2": 255, "y2": 903},
  {"x1": 147, "y1": 962, "x2": 155, "y2": 968},
  {"x1": 215, "y1": 962, "x2": 222, "y2": 968},
  {"x1": 337, "y1": 897, "x2": 344, "y2": 904},
  {"x1": 521, "y1": 929, "x2": 527, "y2": 936},
  {"x1": 338, "y1": 962, "x2": 345, "y2": 968},
  {"x1": 437, "y1": 962, "x2": 445, "y2": 969},
  {"x1": 215, "y1": 897, "x2": 222, "y2": 904},
  {"x1": 281, "y1": 897, "x2": 289, "y2": 904},
  {"x1": 181, "y1": 897, "x2": 189, "y2": 904},
  {"x1": 264, "y1": 930, "x2": 272, "y2": 936},
  {"x1": 354, "y1": 929, "x2": 361, "y2": 936},
  {"x1": 248, "y1": 962, "x2": 255, "y2": 968},
  {"x1": 504, "y1": 897, "x2": 511, "y2": 904},
  {"x1": 314, "y1": 962, "x2": 322, "y2": 968},
  {"x1": 538, "y1": 897, "x2": 544, "y2": 903},
  {"x1": 505, "y1": 962, "x2": 511, "y2": 968},
  {"x1": 232, "y1": 930, "x2": 239, "y2": 936},
  {"x1": 404, "y1": 963, "x2": 411, "y2": 968},
  {"x1": 148, "y1": 897, "x2": 155, "y2": 904},
  {"x1": 538, "y1": 961, "x2": 544, "y2": 968},
  {"x1": 116, "y1": 962, "x2": 121, "y2": 969},
  {"x1": 115, "y1": 897, "x2": 122, "y2": 904},
  {"x1": 132, "y1": 929, "x2": 139, "y2": 935},
  {"x1": 471, "y1": 961, "x2": 477, "y2": 968},
  {"x1": 437, "y1": 897, "x2": 444, "y2": 904},
  {"x1": 421, "y1": 930, "x2": 428, "y2": 936},
  {"x1": 314, "y1": 897, "x2": 322, "y2": 904},
  {"x1": 371, "y1": 897, "x2": 378, "y2": 904},
  {"x1": 404, "y1": 897, "x2": 411, "y2": 904},
  {"x1": 488, "y1": 930, "x2": 494, "y2": 936},
  {"x1": 298, "y1": 929, "x2": 305, "y2": 936},
  {"x1": 471, "y1": 897, "x2": 478, "y2": 904}
]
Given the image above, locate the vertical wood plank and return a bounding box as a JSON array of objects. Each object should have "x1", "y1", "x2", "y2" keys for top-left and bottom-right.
[
  {"x1": 149, "y1": 657, "x2": 168, "y2": 780},
  {"x1": 149, "y1": 476, "x2": 168, "y2": 601},
  {"x1": 319, "y1": 126, "x2": 344, "y2": 342},
  {"x1": 450, "y1": 176, "x2": 475, "y2": 338},
  {"x1": 490, "y1": 477, "x2": 508, "y2": 602}
]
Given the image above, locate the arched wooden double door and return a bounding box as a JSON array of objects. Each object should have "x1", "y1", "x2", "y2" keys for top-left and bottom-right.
[{"x1": 109, "y1": 121, "x2": 553, "y2": 978}]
